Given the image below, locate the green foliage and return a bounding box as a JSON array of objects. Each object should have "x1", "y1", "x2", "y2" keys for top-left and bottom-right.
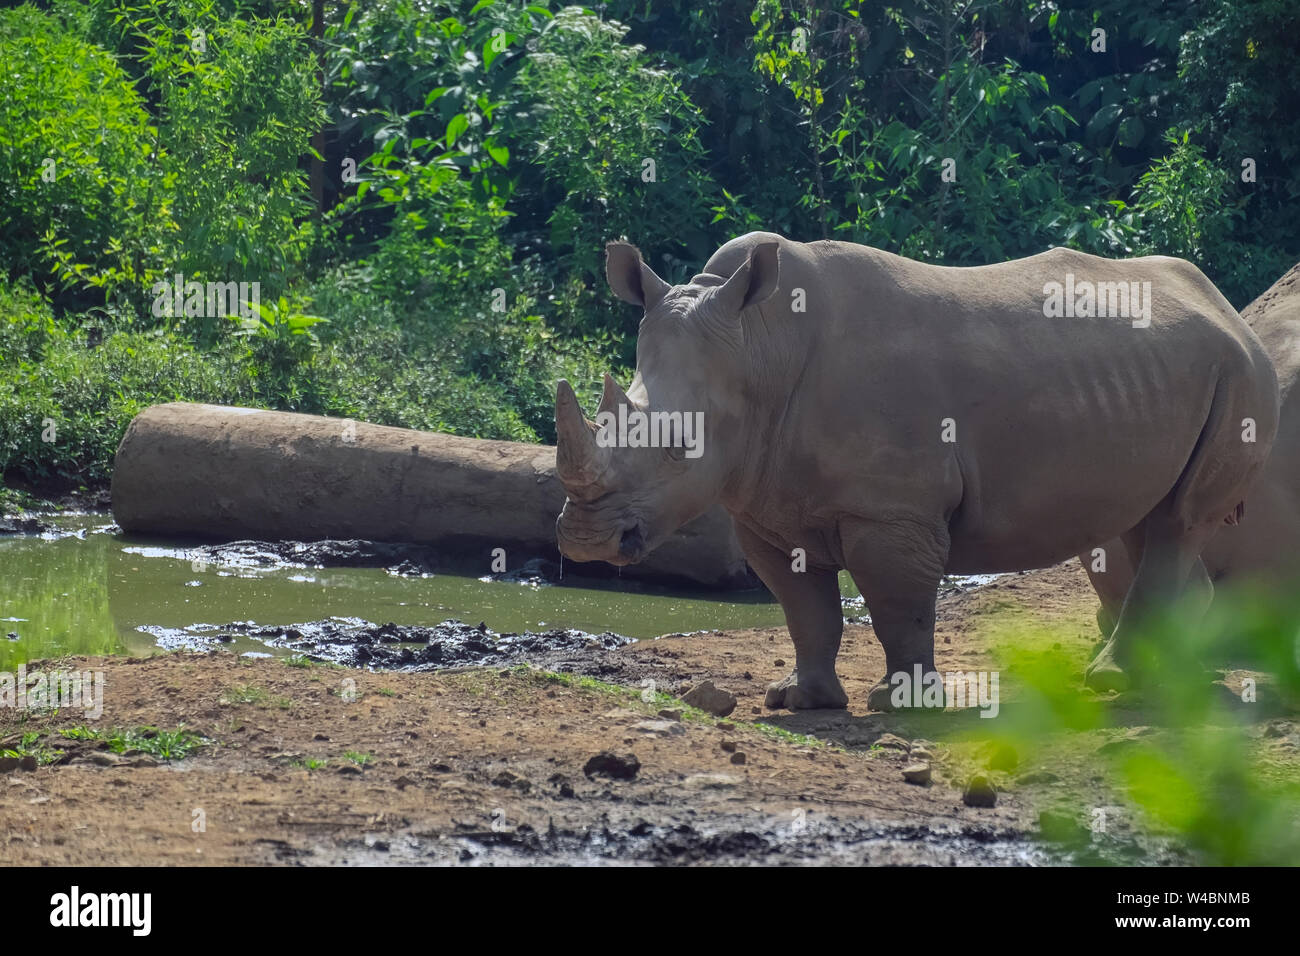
[
  {"x1": 0, "y1": 5, "x2": 158, "y2": 300},
  {"x1": 4, "y1": 0, "x2": 1300, "y2": 490},
  {"x1": 978, "y1": 589, "x2": 1300, "y2": 865},
  {"x1": 517, "y1": 8, "x2": 716, "y2": 289}
]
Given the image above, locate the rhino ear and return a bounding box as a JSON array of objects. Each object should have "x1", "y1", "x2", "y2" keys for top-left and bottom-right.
[
  {"x1": 606, "y1": 242, "x2": 671, "y2": 311},
  {"x1": 715, "y1": 241, "x2": 780, "y2": 314}
]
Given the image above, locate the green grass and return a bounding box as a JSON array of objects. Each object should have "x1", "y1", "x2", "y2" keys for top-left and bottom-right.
[
  {"x1": 0, "y1": 729, "x2": 65, "y2": 765},
  {"x1": 58, "y1": 724, "x2": 207, "y2": 760},
  {"x1": 220, "y1": 684, "x2": 267, "y2": 705}
]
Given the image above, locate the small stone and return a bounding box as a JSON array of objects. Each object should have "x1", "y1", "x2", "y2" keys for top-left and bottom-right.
[
  {"x1": 720, "y1": 740, "x2": 738, "y2": 753},
  {"x1": 963, "y1": 773, "x2": 997, "y2": 808},
  {"x1": 90, "y1": 753, "x2": 124, "y2": 767},
  {"x1": 729, "y1": 751, "x2": 747, "y2": 765},
  {"x1": 583, "y1": 751, "x2": 640, "y2": 780},
  {"x1": 874, "y1": 733, "x2": 910, "y2": 751},
  {"x1": 631, "y1": 720, "x2": 684, "y2": 736},
  {"x1": 774, "y1": 659, "x2": 786, "y2": 667},
  {"x1": 129, "y1": 757, "x2": 159, "y2": 769},
  {"x1": 0, "y1": 756, "x2": 20, "y2": 773},
  {"x1": 656, "y1": 708, "x2": 683, "y2": 721},
  {"x1": 902, "y1": 762, "x2": 931, "y2": 785},
  {"x1": 681, "y1": 681, "x2": 737, "y2": 717},
  {"x1": 492, "y1": 770, "x2": 531, "y2": 792},
  {"x1": 337, "y1": 763, "x2": 363, "y2": 775}
]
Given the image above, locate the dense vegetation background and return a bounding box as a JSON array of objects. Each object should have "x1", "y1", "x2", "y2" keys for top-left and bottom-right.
[{"x1": 2, "y1": 0, "x2": 1298, "y2": 489}]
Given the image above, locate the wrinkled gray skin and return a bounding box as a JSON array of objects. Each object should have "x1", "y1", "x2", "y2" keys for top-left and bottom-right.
[
  {"x1": 555, "y1": 232, "x2": 1279, "y2": 710},
  {"x1": 1085, "y1": 262, "x2": 1300, "y2": 635}
]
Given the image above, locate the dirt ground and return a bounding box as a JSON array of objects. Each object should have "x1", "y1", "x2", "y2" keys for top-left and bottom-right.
[{"x1": 3, "y1": 561, "x2": 1293, "y2": 865}]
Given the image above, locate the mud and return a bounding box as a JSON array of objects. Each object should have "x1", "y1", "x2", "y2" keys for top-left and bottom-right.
[
  {"x1": 140, "y1": 616, "x2": 634, "y2": 671},
  {"x1": 4, "y1": 527, "x2": 1294, "y2": 867},
  {"x1": 188, "y1": 538, "x2": 442, "y2": 576}
]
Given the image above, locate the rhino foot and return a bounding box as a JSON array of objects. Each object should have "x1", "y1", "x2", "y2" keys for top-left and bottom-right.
[
  {"x1": 765, "y1": 669, "x2": 848, "y2": 710},
  {"x1": 866, "y1": 680, "x2": 896, "y2": 713},
  {"x1": 1084, "y1": 645, "x2": 1131, "y2": 693}
]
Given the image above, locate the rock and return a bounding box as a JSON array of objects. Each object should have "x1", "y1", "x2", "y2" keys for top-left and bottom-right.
[
  {"x1": 720, "y1": 740, "x2": 738, "y2": 753},
  {"x1": 128, "y1": 757, "x2": 159, "y2": 769},
  {"x1": 631, "y1": 720, "x2": 684, "y2": 736},
  {"x1": 548, "y1": 772, "x2": 576, "y2": 798},
  {"x1": 0, "y1": 756, "x2": 20, "y2": 773},
  {"x1": 5, "y1": 632, "x2": 17, "y2": 641},
  {"x1": 19, "y1": 755, "x2": 38, "y2": 771},
  {"x1": 492, "y1": 770, "x2": 531, "y2": 792},
  {"x1": 583, "y1": 751, "x2": 640, "y2": 780},
  {"x1": 874, "y1": 733, "x2": 910, "y2": 751},
  {"x1": 681, "y1": 681, "x2": 737, "y2": 717},
  {"x1": 962, "y1": 773, "x2": 997, "y2": 808},
  {"x1": 902, "y1": 762, "x2": 931, "y2": 785},
  {"x1": 729, "y1": 751, "x2": 747, "y2": 765},
  {"x1": 337, "y1": 764, "x2": 363, "y2": 775},
  {"x1": 656, "y1": 708, "x2": 683, "y2": 721},
  {"x1": 90, "y1": 753, "x2": 124, "y2": 767},
  {"x1": 909, "y1": 747, "x2": 935, "y2": 761}
]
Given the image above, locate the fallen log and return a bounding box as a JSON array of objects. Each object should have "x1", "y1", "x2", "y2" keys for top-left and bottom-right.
[{"x1": 110, "y1": 403, "x2": 755, "y2": 589}]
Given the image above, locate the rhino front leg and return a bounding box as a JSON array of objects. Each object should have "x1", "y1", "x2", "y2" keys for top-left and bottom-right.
[
  {"x1": 733, "y1": 523, "x2": 848, "y2": 710},
  {"x1": 843, "y1": 518, "x2": 948, "y2": 712}
]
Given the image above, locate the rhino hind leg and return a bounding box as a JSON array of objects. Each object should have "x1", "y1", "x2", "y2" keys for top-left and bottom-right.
[
  {"x1": 732, "y1": 523, "x2": 849, "y2": 710},
  {"x1": 1085, "y1": 509, "x2": 1218, "y2": 693},
  {"x1": 1083, "y1": 527, "x2": 1143, "y2": 638}
]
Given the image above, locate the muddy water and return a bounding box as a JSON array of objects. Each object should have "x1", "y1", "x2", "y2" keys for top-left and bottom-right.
[
  {"x1": 1, "y1": 513, "x2": 791, "y2": 668},
  {"x1": 0, "y1": 513, "x2": 1001, "y2": 670}
]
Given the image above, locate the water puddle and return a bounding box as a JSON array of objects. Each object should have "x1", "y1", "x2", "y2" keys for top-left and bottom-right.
[{"x1": 0, "y1": 513, "x2": 1006, "y2": 670}]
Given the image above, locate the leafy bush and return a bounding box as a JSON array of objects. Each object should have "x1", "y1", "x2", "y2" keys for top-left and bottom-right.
[{"x1": 0, "y1": 5, "x2": 157, "y2": 303}]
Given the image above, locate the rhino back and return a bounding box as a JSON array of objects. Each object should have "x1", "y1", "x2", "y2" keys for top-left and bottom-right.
[{"x1": 740, "y1": 238, "x2": 1276, "y2": 571}]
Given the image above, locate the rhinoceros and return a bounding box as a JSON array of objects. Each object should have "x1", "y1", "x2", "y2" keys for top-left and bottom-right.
[
  {"x1": 1085, "y1": 262, "x2": 1300, "y2": 635},
  {"x1": 554, "y1": 232, "x2": 1279, "y2": 709}
]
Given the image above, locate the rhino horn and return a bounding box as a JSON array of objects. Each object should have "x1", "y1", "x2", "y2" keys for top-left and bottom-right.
[
  {"x1": 598, "y1": 372, "x2": 634, "y2": 417},
  {"x1": 555, "y1": 380, "x2": 610, "y2": 488}
]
